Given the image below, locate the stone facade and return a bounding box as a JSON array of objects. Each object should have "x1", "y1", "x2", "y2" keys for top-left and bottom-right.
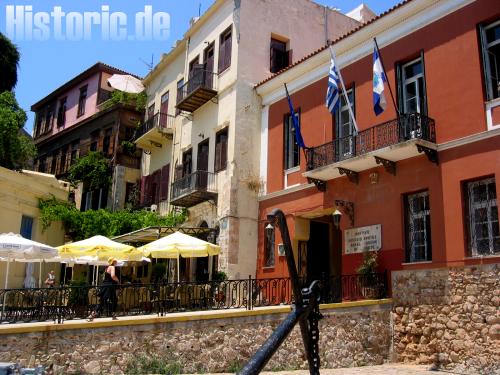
[
  {"x1": 0, "y1": 302, "x2": 390, "y2": 374},
  {"x1": 392, "y1": 264, "x2": 500, "y2": 375}
]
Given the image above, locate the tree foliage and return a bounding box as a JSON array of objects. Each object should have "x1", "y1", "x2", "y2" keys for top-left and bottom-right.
[
  {"x1": 67, "y1": 152, "x2": 111, "y2": 190},
  {"x1": 39, "y1": 196, "x2": 186, "y2": 241},
  {"x1": 0, "y1": 32, "x2": 20, "y2": 92},
  {"x1": 0, "y1": 91, "x2": 36, "y2": 169}
]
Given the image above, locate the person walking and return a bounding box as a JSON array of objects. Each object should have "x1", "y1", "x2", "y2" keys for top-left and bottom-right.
[{"x1": 88, "y1": 258, "x2": 119, "y2": 321}]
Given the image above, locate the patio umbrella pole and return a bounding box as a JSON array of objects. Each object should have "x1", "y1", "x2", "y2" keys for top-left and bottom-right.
[
  {"x1": 39, "y1": 261, "x2": 42, "y2": 288},
  {"x1": 177, "y1": 255, "x2": 180, "y2": 283},
  {"x1": 2, "y1": 258, "x2": 10, "y2": 319}
]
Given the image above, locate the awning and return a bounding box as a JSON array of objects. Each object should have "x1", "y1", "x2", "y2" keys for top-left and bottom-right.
[{"x1": 112, "y1": 226, "x2": 217, "y2": 244}]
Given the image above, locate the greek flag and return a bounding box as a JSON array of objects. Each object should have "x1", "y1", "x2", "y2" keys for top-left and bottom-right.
[
  {"x1": 373, "y1": 46, "x2": 387, "y2": 115},
  {"x1": 326, "y1": 58, "x2": 340, "y2": 114}
]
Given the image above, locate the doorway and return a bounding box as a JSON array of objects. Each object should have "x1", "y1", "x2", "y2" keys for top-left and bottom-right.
[
  {"x1": 197, "y1": 139, "x2": 209, "y2": 189},
  {"x1": 306, "y1": 221, "x2": 330, "y2": 282}
]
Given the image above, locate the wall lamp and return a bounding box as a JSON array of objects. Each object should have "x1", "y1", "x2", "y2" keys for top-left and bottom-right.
[{"x1": 333, "y1": 200, "x2": 354, "y2": 228}]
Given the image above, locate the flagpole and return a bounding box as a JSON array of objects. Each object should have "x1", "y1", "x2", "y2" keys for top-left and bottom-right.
[
  {"x1": 374, "y1": 37, "x2": 399, "y2": 116},
  {"x1": 328, "y1": 45, "x2": 359, "y2": 133}
]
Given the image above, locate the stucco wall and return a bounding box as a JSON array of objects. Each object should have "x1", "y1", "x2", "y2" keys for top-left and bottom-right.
[{"x1": 0, "y1": 168, "x2": 68, "y2": 288}]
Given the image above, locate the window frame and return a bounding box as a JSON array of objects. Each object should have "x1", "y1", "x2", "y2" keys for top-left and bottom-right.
[
  {"x1": 404, "y1": 190, "x2": 432, "y2": 263},
  {"x1": 283, "y1": 109, "x2": 300, "y2": 171},
  {"x1": 264, "y1": 223, "x2": 275, "y2": 268},
  {"x1": 214, "y1": 127, "x2": 228, "y2": 172},
  {"x1": 270, "y1": 38, "x2": 290, "y2": 74},
  {"x1": 56, "y1": 97, "x2": 67, "y2": 127},
  {"x1": 218, "y1": 25, "x2": 232, "y2": 73},
  {"x1": 396, "y1": 52, "x2": 428, "y2": 116},
  {"x1": 77, "y1": 85, "x2": 88, "y2": 118},
  {"x1": 464, "y1": 177, "x2": 499, "y2": 257},
  {"x1": 480, "y1": 19, "x2": 500, "y2": 101},
  {"x1": 335, "y1": 87, "x2": 355, "y2": 159}
]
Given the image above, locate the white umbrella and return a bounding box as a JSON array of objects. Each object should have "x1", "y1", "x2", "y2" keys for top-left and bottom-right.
[
  {"x1": 0, "y1": 233, "x2": 58, "y2": 289},
  {"x1": 107, "y1": 74, "x2": 144, "y2": 94}
]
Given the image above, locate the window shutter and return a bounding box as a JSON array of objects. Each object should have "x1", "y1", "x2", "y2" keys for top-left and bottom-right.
[
  {"x1": 140, "y1": 176, "x2": 146, "y2": 205},
  {"x1": 144, "y1": 175, "x2": 152, "y2": 205},
  {"x1": 225, "y1": 34, "x2": 232, "y2": 69},
  {"x1": 396, "y1": 63, "x2": 403, "y2": 115},
  {"x1": 221, "y1": 133, "x2": 227, "y2": 170},
  {"x1": 479, "y1": 24, "x2": 493, "y2": 101},
  {"x1": 218, "y1": 39, "x2": 226, "y2": 73},
  {"x1": 160, "y1": 164, "x2": 170, "y2": 201},
  {"x1": 420, "y1": 50, "x2": 428, "y2": 116},
  {"x1": 215, "y1": 140, "x2": 221, "y2": 171},
  {"x1": 175, "y1": 164, "x2": 184, "y2": 180},
  {"x1": 287, "y1": 49, "x2": 293, "y2": 67}
]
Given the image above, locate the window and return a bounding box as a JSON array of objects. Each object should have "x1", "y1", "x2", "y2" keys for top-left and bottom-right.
[
  {"x1": 284, "y1": 111, "x2": 300, "y2": 170},
  {"x1": 397, "y1": 55, "x2": 427, "y2": 115},
  {"x1": 70, "y1": 140, "x2": 80, "y2": 165},
  {"x1": 464, "y1": 177, "x2": 499, "y2": 256},
  {"x1": 147, "y1": 103, "x2": 155, "y2": 119},
  {"x1": 218, "y1": 26, "x2": 232, "y2": 73},
  {"x1": 44, "y1": 105, "x2": 54, "y2": 132},
  {"x1": 182, "y1": 149, "x2": 192, "y2": 176},
  {"x1": 20, "y1": 215, "x2": 34, "y2": 239},
  {"x1": 264, "y1": 223, "x2": 275, "y2": 267},
  {"x1": 77, "y1": 85, "x2": 88, "y2": 117},
  {"x1": 50, "y1": 155, "x2": 57, "y2": 174},
  {"x1": 270, "y1": 38, "x2": 291, "y2": 73},
  {"x1": 335, "y1": 88, "x2": 355, "y2": 159},
  {"x1": 404, "y1": 191, "x2": 432, "y2": 262},
  {"x1": 90, "y1": 130, "x2": 99, "y2": 152},
  {"x1": 215, "y1": 128, "x2": 228, "y2": 172},
  {"x1": 56, "y1": 97, "x2": 67, "y2": 127},
  {"x1": 59, "y1": 147, "x2": 67, "y2": 173},
  {"x1": 38, "y1": 156, "x2": 47, "y2": 173},
  {"x1": 480, "y1": 20, "x2": 500, "y2": 100},
  {"x1": 176, "y1": 78, "x2": 184, "y2": 115},
  {"x1": 102, "y1": 128, "x2": 112, "y2": 156},
  {"x1": 159, "y1": 92, "x2": 169, "y2": 128}
]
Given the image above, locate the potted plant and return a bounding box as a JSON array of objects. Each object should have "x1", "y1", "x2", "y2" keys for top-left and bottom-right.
[{"x1": 356, "y1": 251, "x2": 379, "y2": 299}]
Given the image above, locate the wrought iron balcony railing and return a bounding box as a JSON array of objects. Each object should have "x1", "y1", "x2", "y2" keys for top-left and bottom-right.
[
  {"x1": 0, "y1": 273, "x2": 388, "y2": 324},
  {"x1": 306, "y1": 113, "x2": 436, "y2": 171},
  {"x1": 134, "y1": 112, "x2": 175, "y2": 141},
  {"x1": 170, "y1": 170, "x2": 217, "y2": 207},
  {"x1": 176, "y1": 69, "x2": 218, "y2": 113}
]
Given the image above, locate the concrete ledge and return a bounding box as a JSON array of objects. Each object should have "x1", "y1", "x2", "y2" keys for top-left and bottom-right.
[{"x1": 0, "y1": 298, "x2": 392, "y2": 335}]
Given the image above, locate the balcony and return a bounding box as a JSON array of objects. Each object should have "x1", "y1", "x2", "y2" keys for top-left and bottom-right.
[
  {"x1": 304, "y1": 113, "x2": 437, "y2": 182},
  {"x1": 116, "y1": 153, "x2": 141, "y2": 169},
  {"x1": 170, "y1": 171, "x2": 217, "y2": 207},
  {"x1": 176, "y1": 70, "x2": 218, "y2": 113},
  {"x1": 134, "y1": 112, "x2": 175, "y2": 148}
]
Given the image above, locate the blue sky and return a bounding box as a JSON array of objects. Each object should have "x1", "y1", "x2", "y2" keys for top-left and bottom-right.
[{"x1": 0, "y1": 0, "x2": 400, "y2": 134}]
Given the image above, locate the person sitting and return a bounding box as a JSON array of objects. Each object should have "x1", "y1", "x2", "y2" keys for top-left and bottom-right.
[{"x1": 45, "y1": 270, "x2": 56, "y2": 288}]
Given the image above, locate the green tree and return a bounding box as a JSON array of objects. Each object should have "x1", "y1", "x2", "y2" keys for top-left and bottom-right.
[
  {"x1": 67, "y1": 151, "x2": 111, "y2": 190},
  {"x1": 0, "y1": 91, "x2": 37, "y2": 169},
  {"x1": 0, "y1": 32, "x2": 20, "y2": 92}
]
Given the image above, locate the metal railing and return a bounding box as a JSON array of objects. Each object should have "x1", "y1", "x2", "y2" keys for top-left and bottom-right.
[
  {"x1": 134, "y1": 112, "x2": 175, "y2": 140},
  {"x1": 306, "y1": 113, "x2": 436, "y2": 170},
  {"x1": 0, "y1": 273, "x2": 387, "y2": 324},
  {"x1": 176, "y1": 69, "x2": 218, "y2": 105},
  {"x1": 170, "y1": 170, "x2": 217, "y2": 201}
]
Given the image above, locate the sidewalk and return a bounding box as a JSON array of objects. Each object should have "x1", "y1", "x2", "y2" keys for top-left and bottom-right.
[{"x1": 195, "y1": 364, "x2": 452, "y2": 374}]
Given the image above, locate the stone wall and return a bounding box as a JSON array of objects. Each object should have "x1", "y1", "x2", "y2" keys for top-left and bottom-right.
[
  {"x1": 0, "y1": 302, "x2": 390, "y2": 374},
  {"x1": 392, "y1": 263, "x2": 500, "y2": 375}
]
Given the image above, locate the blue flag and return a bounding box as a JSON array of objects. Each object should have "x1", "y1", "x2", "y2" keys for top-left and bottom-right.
[
  {"x1": 326, "y1": 58, "x2": 340, "y2": 114},
  {"x1": 284, "y1": 84, "x2": 306, "y2": 149},
  {"x1": 373, "y1": 46, "x2": 387, "y2": 115}
]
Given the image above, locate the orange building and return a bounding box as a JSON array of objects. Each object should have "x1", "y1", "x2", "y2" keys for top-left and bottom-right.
[{"x1": 255, "y1": 0, "x2": 500, "y2": 295}]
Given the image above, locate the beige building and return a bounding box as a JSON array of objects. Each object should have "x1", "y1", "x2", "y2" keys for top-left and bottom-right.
[
  {"x1": 135, "y1": 0, "x2": 371, "y2": 279},
  {"x1": 0, "y1": 167, "x2": 69, "y2": 288}
]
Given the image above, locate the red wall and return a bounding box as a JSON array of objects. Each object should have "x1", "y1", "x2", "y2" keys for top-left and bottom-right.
[{"x1": 257, "y1": 0, "x2": 500, "y2": 280}]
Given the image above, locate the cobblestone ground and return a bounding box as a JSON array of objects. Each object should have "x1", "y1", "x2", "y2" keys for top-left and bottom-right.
[{"x1": 189, "y1": 364, "x2": 444, "y2": 374}]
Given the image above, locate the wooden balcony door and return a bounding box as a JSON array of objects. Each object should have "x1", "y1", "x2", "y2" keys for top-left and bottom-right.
[{"x1": 197, "y1": 139, "x2": 209, "y2": 189}]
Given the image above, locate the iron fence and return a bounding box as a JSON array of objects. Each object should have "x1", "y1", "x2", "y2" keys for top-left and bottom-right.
[
  {"x1": 306, "y1": 113, "x2": 436, "y2": 170},
  {"x1": 0, "y1": 273, "x2": 387, "y2": 324},
  {"x1": 134, "y1": 112, "x2": 175, "y2": 140}
]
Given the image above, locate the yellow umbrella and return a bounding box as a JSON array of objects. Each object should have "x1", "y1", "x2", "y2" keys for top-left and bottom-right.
[
  {"x1": 57, "y1": 235, "x2": 142, "y2": 261},
  {"x1": 138, "y1": 232, "x2": 221, "y2": 281}
]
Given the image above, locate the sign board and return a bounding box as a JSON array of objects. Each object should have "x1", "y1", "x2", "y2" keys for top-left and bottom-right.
[{"x1": 344, "y1": 225, "x2": 381, "y2": 254}]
